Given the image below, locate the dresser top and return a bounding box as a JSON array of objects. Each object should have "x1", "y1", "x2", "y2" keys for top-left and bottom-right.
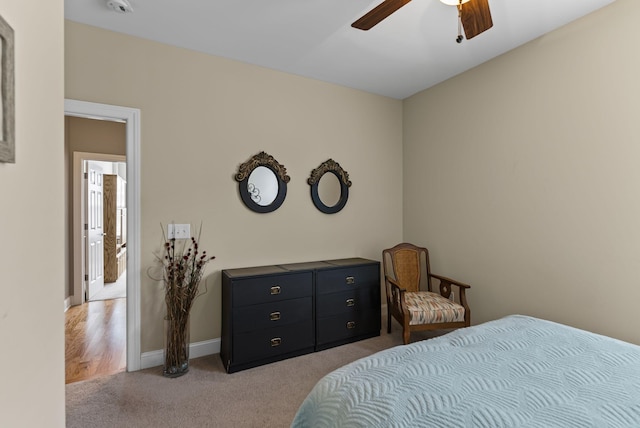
[
  {"x1": 223, "y1": 265, "x2": 288, "y2": 278},
  {"x1": 223, "y1": 257, "x2": 378, "y2": 278},
  {"x1": 279, "y1": 261, "x2": 332, "y2": 271},
  {"x1": 323, "y1": 258, "x2": 378, "y2": 268}
]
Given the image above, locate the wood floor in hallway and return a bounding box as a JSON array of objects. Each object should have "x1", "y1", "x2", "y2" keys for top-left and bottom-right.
[{"x1": 65, "y1": 298, "x2": 126, "y2": 384}]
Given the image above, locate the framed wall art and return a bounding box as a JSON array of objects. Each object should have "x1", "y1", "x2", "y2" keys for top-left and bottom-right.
[{"x1": 0, "y1": 13, "x2": 14, "y2": 163}]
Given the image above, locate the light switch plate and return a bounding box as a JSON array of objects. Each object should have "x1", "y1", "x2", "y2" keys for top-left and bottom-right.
[{"x1": 167, "y1": 223, "x2": 190, "y2": 239}]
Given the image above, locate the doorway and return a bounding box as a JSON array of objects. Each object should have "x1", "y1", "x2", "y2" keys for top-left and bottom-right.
[
  {"x1": 66, "y1": 136, "x2": 128, "y2": 383},
  {"x1": 65, "y1": 99, "x2": 141, "y2": 372}
]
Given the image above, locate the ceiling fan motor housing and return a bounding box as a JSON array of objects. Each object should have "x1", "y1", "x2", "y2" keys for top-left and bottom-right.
[{"x1": 106, "y1": 0, "x2": 133, "y2": 13}]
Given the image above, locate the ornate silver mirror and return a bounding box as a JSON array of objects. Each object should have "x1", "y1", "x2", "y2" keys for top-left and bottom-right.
[
  {"x1": 308, "y1": 159, "x2": 351, "y2": 214},
  {"x1": 235, "y1": 151, "x2": 289, "y2": 213}
]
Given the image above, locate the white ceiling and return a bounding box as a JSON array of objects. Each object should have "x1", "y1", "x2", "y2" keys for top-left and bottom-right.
[{"x1": 64, "y1": 0, "x2": 615, "y2": 99}]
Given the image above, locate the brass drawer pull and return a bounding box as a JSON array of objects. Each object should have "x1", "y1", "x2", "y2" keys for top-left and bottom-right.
[
  {"x1": 270, "y1": 311, "x2": 281, "y2": 321},
  {"x1": 346, "y1": 298, "x2": 355, "y2": 307},
  {"x1": 346, "y1": 276, "x2": 355, "y2": 285},
  {"x1": 270, "y1": 285, "x2": 281, "y2": 295},
  {"x1": 346, "y1": 321, "x2": 356, "y2": 329},
  {"x1": 271, "y1": 337, "x2": 282, "y2": 347}
]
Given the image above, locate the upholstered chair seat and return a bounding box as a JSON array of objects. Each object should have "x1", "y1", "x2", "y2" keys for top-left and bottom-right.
[{"x1": 404, "y1": 291, "x2": 466, "y2": 325}]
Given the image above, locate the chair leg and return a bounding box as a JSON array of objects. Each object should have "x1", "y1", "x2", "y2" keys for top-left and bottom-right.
[
  {"x1": 403, "y1": 329, "x2": 410, "y2": 345},
  {"x1": 387, "y1": 306, "x2": 392, "y2": 333}
]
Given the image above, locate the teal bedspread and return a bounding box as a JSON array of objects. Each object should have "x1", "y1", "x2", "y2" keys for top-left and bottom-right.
[{"x1": 292, "y1": 315, "x2": 640, "y2": 427}]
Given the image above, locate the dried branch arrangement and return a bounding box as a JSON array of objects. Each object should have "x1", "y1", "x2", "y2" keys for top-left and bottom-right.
[{"x1": 161, "y1": 226, "x2": 215, "y2": 377}]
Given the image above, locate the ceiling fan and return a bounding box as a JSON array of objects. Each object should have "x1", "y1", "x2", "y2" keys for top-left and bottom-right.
[{"x1": 351, "y1": 0, "x2": 493, "y2": 43}]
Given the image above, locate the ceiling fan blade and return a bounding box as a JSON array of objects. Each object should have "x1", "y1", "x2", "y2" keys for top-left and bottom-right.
[
  {"x1": 351, "y1": 0, "x2": 412, "y2": 31},
  {"x1": 461, "y1": 0, "x2": 493, "y2": 39}
]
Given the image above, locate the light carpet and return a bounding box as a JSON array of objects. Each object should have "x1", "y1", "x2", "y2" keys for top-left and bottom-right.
[{"x1": 66, "y1": 322, "x2": 447, "y2": 428}]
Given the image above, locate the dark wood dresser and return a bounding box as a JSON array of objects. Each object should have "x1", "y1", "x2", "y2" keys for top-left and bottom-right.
[{"x1": 221, "y1": 258, "x2": 380, "y2": 373}]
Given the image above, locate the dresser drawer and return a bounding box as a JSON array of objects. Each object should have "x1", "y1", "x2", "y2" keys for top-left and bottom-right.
[
  {"x1": 316, "y1": 312, "x2": 380, "y2": 346},
  {"x1": 232, "y1": 272, "x2": 312, "y2": 307},
  {"x1": 316, "y1": 264, "x2": 379, "y2": 295},
  {"x1": 233, "y1": 320, "x2": 315, "y2": 364},
  {"x1": 233, "y1": 297, "x2": 312, "y2": 333},
  {"x1": 316, "y1": 287, "x2": 379, "y2": 318}
]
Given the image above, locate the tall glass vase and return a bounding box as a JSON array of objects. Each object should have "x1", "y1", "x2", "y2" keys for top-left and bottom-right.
[{"x1": 163, "y1": 315, "x2": 190, "y2": 378}]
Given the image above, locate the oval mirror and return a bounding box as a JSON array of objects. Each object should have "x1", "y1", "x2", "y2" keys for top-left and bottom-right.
[
  {"x1": 235, "y1": 152, "x2": 289, "y2": 213},
  {"x1": 248, "y1": 166, "x2": 279, "y2": 206},
  {"x1": 317, "y1": 172, "x2": 341, "y2": 207},
  {"x1": 308, "y1": 159, "x2": 351, "y2": 214}
]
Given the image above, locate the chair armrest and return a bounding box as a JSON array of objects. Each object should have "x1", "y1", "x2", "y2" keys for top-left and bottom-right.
[
  {"x1": 429, "y1": 273, "x2": 471, "y2": 317},
  {"x1": 430, "y1": 273, "x2": 470, "y2": 289},
  {"x1": 385, "y1": 275, "x2": 409, "y2": 314}
]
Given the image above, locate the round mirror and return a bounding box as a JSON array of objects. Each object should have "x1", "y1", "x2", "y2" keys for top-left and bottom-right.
[
  {"x1": 308, "y1": 159, "x2": 351, "y2": 214},
  {"x1": 317, "y1": 172, "x2": 341, "y2": 207},
  {"x1": 236, "y1": 152, "x2": 289, "y2": 213},
  {"x1": 248, "y1": 166, "x2": 279, "y2": 206}
]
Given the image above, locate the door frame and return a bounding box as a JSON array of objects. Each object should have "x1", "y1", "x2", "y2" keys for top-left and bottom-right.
[{"x1": 66, "y1": 99, "x2": 142, "y2": 371}]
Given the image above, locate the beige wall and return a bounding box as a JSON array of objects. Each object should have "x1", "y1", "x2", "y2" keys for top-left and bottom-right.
[
  {"x1": 65, "y1": 21, "x2": 404, "y2": 352},
  {"x1": 64, "y1": 116, "x2": 126, "y2": 297},
  {"x1": 404, "y1": 0, "x2": 640, "y2": 344},
  {"x1": 0, "y1": 1, "x2": 65, "y2": 427}
]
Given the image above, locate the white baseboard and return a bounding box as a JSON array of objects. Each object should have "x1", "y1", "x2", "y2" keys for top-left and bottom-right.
[
  {"x1": 140, "y1": 337, "x2": 221, "y2": 370},
  {"x1": 138, "y1": 304, "x2": 387, "y2": 371},
  {"x1": 137, "y1": 304, "x2": 387, "y2": 371},
  {"x1": 64, "y1": 297, "x2": 72, "y2": 312}
]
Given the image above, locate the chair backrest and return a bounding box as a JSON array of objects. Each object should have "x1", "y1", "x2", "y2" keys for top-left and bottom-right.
[{"x1": 382, "y1": 243, "x2": 432, "y2": 292}]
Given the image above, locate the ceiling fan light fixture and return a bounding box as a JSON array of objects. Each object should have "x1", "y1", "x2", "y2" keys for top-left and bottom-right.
[{"x1": 439, "y1": 0, "x2": 470, "y2": 5}]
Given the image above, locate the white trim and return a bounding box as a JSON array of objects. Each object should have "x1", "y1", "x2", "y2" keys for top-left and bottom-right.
[
  {"x1": 140, "y1": 338, "x2": 221, "y2": 370},
  {"x1": 64, "y1": 297, "x2": 72, "y2": 312},
  {"x1": 65, "y1": 99, "x2": 142, "y2": 372}
]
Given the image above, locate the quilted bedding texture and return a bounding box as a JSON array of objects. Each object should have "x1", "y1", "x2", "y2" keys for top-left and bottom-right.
[{"x1": 291, "y1": 315, "x2": 640, "y2": 428}]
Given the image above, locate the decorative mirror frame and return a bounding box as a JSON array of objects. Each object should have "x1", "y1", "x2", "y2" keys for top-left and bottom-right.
[
  {"x1": 308, "y1": 159, "x2": 352, "y2": 214},
  {"x1": 0, "y1": 14, "x2": 15, "y2": 163},
  {"x1": 235, "y1": 151, "x2": 290, "y2": 213}
]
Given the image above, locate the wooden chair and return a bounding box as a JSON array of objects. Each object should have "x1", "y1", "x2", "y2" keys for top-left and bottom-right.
[{"x1": 382, "y1": 243, "x2": 471, "y2": 344}]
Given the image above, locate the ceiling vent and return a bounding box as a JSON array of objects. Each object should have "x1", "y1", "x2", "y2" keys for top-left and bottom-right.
[{"x1": 106, "y1": 0, "x2": 133, "y2": 13}]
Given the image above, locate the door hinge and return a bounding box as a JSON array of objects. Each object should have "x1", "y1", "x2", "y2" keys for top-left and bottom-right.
[
  {"x1": 84, "y1": 223, "x2": 88, "y2": 231},
  {"x1": 84, "y1": 172, "x2": 88, "y2": 179},
  {"x1": 85, "y1": 274, "x2": 88, "y2": 281}
]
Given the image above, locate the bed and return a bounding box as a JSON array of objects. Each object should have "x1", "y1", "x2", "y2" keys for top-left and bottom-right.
[{"x1": 291, "y1": 315, "x2": 640, "y2": 427}]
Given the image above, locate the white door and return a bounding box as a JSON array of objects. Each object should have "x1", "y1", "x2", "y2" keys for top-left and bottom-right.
[{"x1": 86, "y1": 161, "x2": 105, "y2": 300}]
